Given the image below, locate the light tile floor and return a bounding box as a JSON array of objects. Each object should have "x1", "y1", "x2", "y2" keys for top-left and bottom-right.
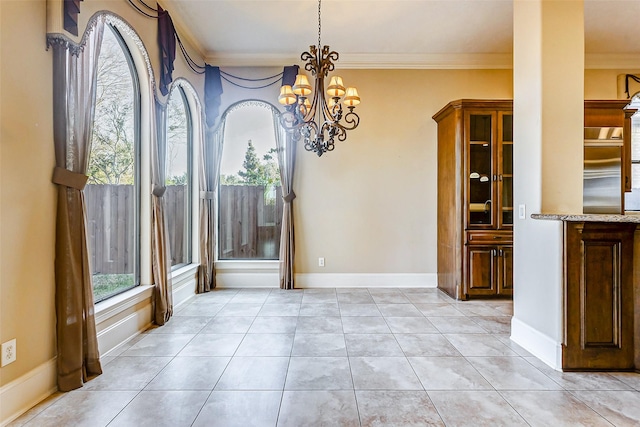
[{"x1": 10, "y1": 288, "x2": 640, "y2": 426}]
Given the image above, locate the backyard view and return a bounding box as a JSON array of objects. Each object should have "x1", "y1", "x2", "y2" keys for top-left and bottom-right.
[
  {"x1": 219, "y1": 104, "x2": 283, "y2": 260},
  {"x1": 86, "y1": 26, "x2": 137, "y2": 302},
  {"x1": 86, "y1": 29, "x2": 284, "y2": 301}
]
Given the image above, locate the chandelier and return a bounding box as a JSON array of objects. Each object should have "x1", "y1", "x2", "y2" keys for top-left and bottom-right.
[{"x1": 278, "y1": 0, "x2": 361, "y2": 157}]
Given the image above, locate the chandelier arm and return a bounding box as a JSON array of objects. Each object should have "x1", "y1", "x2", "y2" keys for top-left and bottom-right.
[
  {"x1": 342, "y1": 109, "x2": 360, "y2": 130},
  {"x1": 302, "y1": 48, "x2": 317, "y2": 75},
  {"x1": 279, "y1": 111, "x2": 295, "y2": 131},
  {"x1": 321, "y1": 49, "x2": 338, "y2": 77},
  {"x1": 335, "y1": 126, "x2": 347, "y2": 142}
]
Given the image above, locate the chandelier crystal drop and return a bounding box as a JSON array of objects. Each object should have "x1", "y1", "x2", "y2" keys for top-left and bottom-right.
[{"x1": 278, "y1": 0, "x2": 361, "y2": 157}]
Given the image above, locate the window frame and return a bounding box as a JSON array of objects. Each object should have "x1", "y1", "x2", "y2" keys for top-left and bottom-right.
[
  {"x1": 625, "y1": 96, "x2": 640, "y2": 211},
  {"x1": 89, "y1": 23, "x2": 141, "y2": 303},
  {"x1": 165, "y1": 85, "x2": 194, "y2": 270},
  {"x1": 215, "y1": 100, "x2": 284, "y2": 263}
]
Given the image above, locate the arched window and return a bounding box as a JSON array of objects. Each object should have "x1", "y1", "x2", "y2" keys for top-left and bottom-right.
[
  {"x1": 86, "y1": 24, "x2": 139, "y2": 302},
  {"x1": 218, "y1": 102, "x2": 282, "y2": 260},
  {"x1": 165, "y1": 86, "x2": 192, "y2": 267}
]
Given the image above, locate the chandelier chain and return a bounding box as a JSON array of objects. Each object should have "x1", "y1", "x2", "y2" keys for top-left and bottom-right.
[{"x1": 318, "y1": 0, "x2": 322, "y2": 48}]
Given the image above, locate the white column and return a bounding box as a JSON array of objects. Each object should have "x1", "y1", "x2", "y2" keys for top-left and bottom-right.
[{"x1": 511, "y1": 0, "x2": 584, "y2": 369}]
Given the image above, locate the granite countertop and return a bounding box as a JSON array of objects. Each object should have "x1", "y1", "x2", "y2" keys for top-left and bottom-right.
[{"x1": 531, "y1": 213, "x2": 640, "y2": 223}]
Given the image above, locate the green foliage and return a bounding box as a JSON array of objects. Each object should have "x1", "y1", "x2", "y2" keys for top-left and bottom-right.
[
  {"x1": 88, "y1": 28, "x2": 135, "y2": 185},
  {"x1": 237, "y1": 141, "x2": 263, "y2": 184},
  {"x1": 92, "y1": 273, "x2": 135, "y2": 302},
  {"x1": 227, "y1": 141, "x2": 281, "y2": 187},
  {"x1": 166, "y1": 173, "x2": 188, "y2": 186},
  {"x1": 220, "y1": 174, "x2": 242, "y2": 185}
]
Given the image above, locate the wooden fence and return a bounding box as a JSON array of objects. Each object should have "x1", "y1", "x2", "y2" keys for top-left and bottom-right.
[
  {"x1": 85, "y1": 184, "x2": 136, "y2": 274},
  {"x1": 218, "y1": 185, "x2": 283, "y2": 259},
  {"x1": 85, "y1": 184, "x2": 283, "y2": 273}
]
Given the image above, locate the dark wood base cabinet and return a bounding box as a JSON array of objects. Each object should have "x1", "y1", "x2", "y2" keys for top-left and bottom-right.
[
  {"x1": 563, "y1": 222, "x2": 636, "y2": 370},
  {"x1": 467, "y1": 244, "x2": 513, "y2": 297}
]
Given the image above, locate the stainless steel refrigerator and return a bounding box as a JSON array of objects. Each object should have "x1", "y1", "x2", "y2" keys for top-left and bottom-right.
[{"x1": 583, "y1": 126, "x2": 623, "y2": 214}]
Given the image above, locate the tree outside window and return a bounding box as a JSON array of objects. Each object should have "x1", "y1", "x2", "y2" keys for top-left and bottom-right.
[
  {"x1": 219, "y1": 104, "x2": 283, "y2": 260},
  {"x1": 86, "y1": 25, "x2": 138, "y2": 302}
]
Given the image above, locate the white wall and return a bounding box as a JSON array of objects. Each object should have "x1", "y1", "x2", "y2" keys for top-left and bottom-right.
[{"x1": 512, "y1": 0, "x2": 585, "y2": 368}]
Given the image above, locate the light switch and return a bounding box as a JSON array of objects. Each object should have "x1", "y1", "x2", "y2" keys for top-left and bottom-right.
[{"x1": 518, "y1": 204, "x2": 526, "y2": 220}]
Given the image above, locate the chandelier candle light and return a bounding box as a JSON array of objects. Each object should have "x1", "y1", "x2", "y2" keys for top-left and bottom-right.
[{"x1": 278, "y1": 0, "x2": 361, "y2": 156}]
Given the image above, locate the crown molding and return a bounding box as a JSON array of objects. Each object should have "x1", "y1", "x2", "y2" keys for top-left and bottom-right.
[
  {"x1": 585, "y1": 54, "x2": 640, "y2": 70},
  {"x1": 205, "y1": 53, "x2": 513, "y2": 69},
  {"x1": 204, "y1": 52, "x2": 640, "y2": 70},
  {"x1": 340, "y1": 53, "x2": 513, "y2": 70}
]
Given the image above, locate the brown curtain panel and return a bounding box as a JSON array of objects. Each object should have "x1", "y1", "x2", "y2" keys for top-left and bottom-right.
[
  {"x1": 49, "y1": 17, "x2": 105, "y2": 391},
  {"x1": 275, "y1": 118, "x2": 298, "y2": 289},
  {"x1": 196, "y1": 65, "x2": 224, "y2": 293},
  {"x1": 197, "y1": 125, "x2": 225, "y2": 293},
  {"x1": 151, "y1": 100, "x2": 173, "y2": 325}
]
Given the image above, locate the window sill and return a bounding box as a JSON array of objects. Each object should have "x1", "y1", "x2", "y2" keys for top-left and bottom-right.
[
  {"x1": 171, "y1": 263, "x2": 199, "y2": 284},
  {"x1": 95, "y1": 263, "x2": 199, "y2": 325},
  {"x1": 95, "y1": 284, "x2": 154, "y2": 325}
]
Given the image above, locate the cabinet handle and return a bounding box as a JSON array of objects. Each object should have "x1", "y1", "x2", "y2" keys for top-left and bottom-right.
[
  {"x1": 499, "y1": 249, "x2": 504, "y2": 256},
  {"x1": 499, "y1": 174, "x2": 503, "y2": 182},
  {"x1": 493, "y1": 174, "x2": 498, "y2": 181},
  {"x1": 492, "y1": 249, "x2": 497, "y2": 256},
  {"x1": 493, "y1": 236, "x2": 503, "y2": 239}
]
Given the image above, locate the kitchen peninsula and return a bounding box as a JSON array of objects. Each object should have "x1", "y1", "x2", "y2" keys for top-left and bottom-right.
[{"x1": 531, "y1": 213, "x2": 640, "y2": 371}]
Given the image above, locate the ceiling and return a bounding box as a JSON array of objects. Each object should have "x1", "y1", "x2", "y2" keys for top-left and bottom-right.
[{"x1": 163, "y1": 0, "x2": 640, "y2": 69}]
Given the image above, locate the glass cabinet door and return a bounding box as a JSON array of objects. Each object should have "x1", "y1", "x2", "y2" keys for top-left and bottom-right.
[
  {"x1": 500, "y1": 113, "x2": 513, "y2": 227},
  {"x1": 468, "y1": 113, "x2": 494, "y2": 226}
]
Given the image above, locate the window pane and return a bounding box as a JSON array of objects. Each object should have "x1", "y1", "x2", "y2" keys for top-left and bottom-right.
[
  {"x1": 625, "y1": 164, "x2": 640, "y2": 211},
  {"x1": 87, "y1": 26, "x2": 138, "y2": 302},
  {"x1": 219, "y1": 104, "x2": 282, "y2": 260},
  {"x1": 166, "y1": 88, "x2": 191, "y2": 267},
  {"x1": 632, "y1": 112, "x2": 640, "y2": 161}
]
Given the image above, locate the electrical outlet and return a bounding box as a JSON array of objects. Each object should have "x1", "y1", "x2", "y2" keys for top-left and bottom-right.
[
  {"x1": 318, "y1": 257, "x2": 325, "y2": 267},
  {"x1": 2, "y1": 339, "x2": 16, "y2": 366}
]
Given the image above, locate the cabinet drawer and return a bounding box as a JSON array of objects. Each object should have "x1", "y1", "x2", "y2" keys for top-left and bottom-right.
[{"x1": 466, "y1": 231, "x2": 512, "y2": 245}]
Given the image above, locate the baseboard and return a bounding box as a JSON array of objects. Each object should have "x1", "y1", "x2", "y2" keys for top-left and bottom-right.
[
  {"x1": 216, "y1": 272, "x2": 279, "y2": 288},
  {"x1": 0, "y1": 358, "x2": 57, "y2": 427},
  {"x1": 215, "y1": 272, "x2": 436, "y2": 289},
  {"x1": 172, "y1": 269, "x2": 198, "y2": 308},
  {"x1": 294, "y1": 273, "x2": 437, "y2": 288},
  {"x1": 0, "y1": 274, "x2": 198, "y2": 426},
  {"x1": 511, "y1": 316, "x2": 563, "y2": 370},
  {"x1": 98, "y1": 306, "x2": 153, "y2": 357}
]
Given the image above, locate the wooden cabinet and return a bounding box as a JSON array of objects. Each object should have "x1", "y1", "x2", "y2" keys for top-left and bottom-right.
[
  {"x1": 563, "y1": 221, "x2": 636, "y2": 370},
  {"x1": 434, "y1": 100, "x2": 513, "y2": 300},
  {"x1": 467, "y1": 244, "x2": 512, "y2": 296}
]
